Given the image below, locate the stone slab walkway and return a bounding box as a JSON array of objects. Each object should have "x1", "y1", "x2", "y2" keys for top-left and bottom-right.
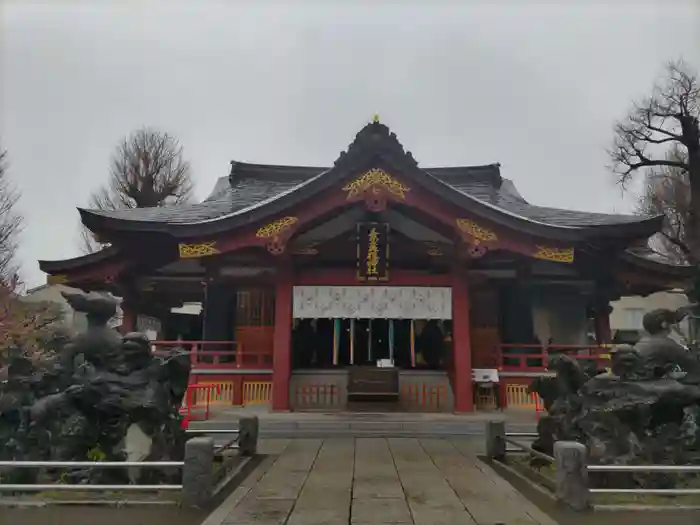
[{"x1": 204, "y1": 438, "x2": 557, "y2": 525}]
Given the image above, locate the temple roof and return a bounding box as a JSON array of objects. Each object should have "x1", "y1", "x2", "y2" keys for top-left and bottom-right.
[
  {"x1": 82, "y1": 162, "x2": 649, "y2": 230},
  {"x1": 77, "y1": 121, "x2": 661, "y2": 244}
]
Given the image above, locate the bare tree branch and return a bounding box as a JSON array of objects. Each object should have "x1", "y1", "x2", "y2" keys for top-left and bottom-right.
[
  {"x1": 0, "y1": 148, "x2": 24, "y2": 289},
  {"x1": 611, "y1": 59, "x2": 700, "y2": 263},
  {"x1": 79, "y1": 128, "x2": 194, "y2": 253},
  {"x1": 0, "y1": 280, "x2": 66, "y2": 365}
]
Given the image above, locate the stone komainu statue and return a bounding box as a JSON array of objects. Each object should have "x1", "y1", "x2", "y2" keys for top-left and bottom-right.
[
  {"x1": 635, "y1": 307, "x2": 700, "y2": 383},
  {"x1": 0, "y1": 290, "x2": 192, "y2": 484}
]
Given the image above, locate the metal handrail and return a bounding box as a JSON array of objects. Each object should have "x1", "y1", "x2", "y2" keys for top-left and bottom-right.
[
  {"x1": 587, "y1": 463, "x2": 700, "y2": 496},
  {"x1": 186, "y1": 429, "x2": 240, "y2": 434},
  {"x1": 0, "y1": 461, "x2": 183, "y2": 468},
  {"x1": 590, "y1": 488, "x2": 700, "y2": 495},
  {"x1": 503, "y1": 434, "x2": 554, "y2": 463},
  {"x1": 588, "y1": 464, "x2": 700, "y2": 473},
  {"x1": 0, "y1": 484, "x2": 182, "y2": 491}
]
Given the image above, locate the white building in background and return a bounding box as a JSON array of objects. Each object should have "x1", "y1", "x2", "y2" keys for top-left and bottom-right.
[
  {"x1": 23, "y1": 283, "x2": 123, "y2": 332},
  {"x1": 610, "y1": 290, "x2": 690, "y2": 342},
  {"x1": 23, "y1": 284, "x2": 180, "y2": 339}
]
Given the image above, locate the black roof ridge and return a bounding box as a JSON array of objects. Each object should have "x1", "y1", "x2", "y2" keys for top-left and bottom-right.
[
  {"x1": 226, "y1": 160, "x2": 502, "y2": 172},
  {"x1": 229, "y1": 160, "x2": 329, "y2": 172}
]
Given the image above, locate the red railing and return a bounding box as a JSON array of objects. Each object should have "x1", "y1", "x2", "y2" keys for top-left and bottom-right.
[
  {"x1": 495, "y1": 344, "x2": 611, "y2": 373},
  {"x1": 152, "y1": 340, "x2": 273, "y2": 369},
  {"x1": 179, "y1": 383, "x2": 221, "y2": 428}
]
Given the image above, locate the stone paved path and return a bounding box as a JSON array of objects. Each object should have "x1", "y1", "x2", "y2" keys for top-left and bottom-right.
[{"x1": 205, "y1": 438, "x2": 557, "y2": 525}]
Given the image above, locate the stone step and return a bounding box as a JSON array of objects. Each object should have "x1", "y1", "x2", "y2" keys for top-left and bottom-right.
[{"x1": 188, "y1": 419, "x2": 536, "y2": 437}]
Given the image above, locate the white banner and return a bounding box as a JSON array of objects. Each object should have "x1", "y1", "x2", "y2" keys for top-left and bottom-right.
[{"x1": 292, "y1": 286, "x2": 452, "y2": 319}]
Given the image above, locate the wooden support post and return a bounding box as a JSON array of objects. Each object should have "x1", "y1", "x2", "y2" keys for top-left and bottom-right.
[
  {"x1": 452, "y1": 268, "x2": 473, "y2": 412},
  {"x1": 594, "y1": 302, "x2": 612, "y2": 345},
  {"x1": 272, "y1": 263, "x2": 293, "y2": 411},
  {"x1": 120, "y1": 293, "x2": 138, "y2": 334}
]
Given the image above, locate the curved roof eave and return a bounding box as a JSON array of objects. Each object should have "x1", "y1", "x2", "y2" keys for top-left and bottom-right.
[
  {"x1": 38, "y1": 245, "x2": 121, "y2": 274},
  {"x1": 620, "y1": 249, "x2": 694, "y2": 278},
  {"x1": 396, "y1": 158, "x2": 664, "y2": 242},
  {"x1": 77, "y1": 157, "x2": 663, "y2": 243}
]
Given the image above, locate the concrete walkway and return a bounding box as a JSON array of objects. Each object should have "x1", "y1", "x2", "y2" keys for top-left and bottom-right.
[{"x1": 204, "y1": 438, "x2": 557, "y2": 525}]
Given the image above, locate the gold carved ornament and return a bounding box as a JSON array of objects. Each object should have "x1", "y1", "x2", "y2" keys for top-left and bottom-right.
[
  {"x1": 178, "y1": 241, "x2": 220, "y2": 259},
  {"x1": 342, "y1": 168, "x2": 410, "y2": 200},
  {"x1": 47, "y1": 274, "x2": 68, "y2": 285},
  {"x1": 255, "y1": 216, "x2": 298, "y2": 239},
  {"x1": 366, "y1": 226, "x2": 380, "y2": 277},
  {"x1": 533, "y1": 246, "x2": 575, "y2": 263},
  {"x1": 455, "y1": 219, "x2": 498, "y2": 244}
]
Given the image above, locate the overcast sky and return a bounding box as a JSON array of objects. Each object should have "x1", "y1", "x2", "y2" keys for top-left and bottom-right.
[{"x1": 2, "y1": 1, "x2": 699, "y2": 288}]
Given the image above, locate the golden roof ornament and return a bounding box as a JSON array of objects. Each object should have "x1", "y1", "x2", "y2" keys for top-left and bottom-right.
[{"x1": 373, "y1": 113, "x2": 380, "y2": 123}]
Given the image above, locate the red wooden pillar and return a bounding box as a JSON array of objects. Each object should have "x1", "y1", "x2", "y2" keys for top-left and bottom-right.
[
  {"x1": 594, "y1": 303, "x2": 612, "y2": 345},
  {"x1": 452, "y1": 269, "x2": 474, "y2": 412},
  {"x1": 272, "y1": 263, "x2": 293, "y2": 411},
  {"x1": 121, "y1": 300, "x2": 137, "y2": 334}
]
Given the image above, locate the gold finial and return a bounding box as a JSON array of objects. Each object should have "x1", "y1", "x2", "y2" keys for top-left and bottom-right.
[{"x1": 373, "y1": 113, "x2": 380, "y2": 123}]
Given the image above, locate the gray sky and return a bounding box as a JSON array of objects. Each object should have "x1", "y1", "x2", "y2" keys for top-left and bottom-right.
[{"x1": 2, "y1": 1, "x2": 699, "y2": 288}]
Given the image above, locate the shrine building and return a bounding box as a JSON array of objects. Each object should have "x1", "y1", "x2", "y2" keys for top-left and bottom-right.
[{"x1": 39, "y1": 120, "x2": 691, "y2": 413}]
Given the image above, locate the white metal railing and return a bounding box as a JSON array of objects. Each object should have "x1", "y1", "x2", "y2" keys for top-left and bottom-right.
[
  {"x1": 587, "y1": 463, "x2": 700, "y2": 496},
  {"x1": 0, "y1": 484, "x2": 183, "y2": 491},
  {"x1": 485, "y1": 421, "x2": 700, "y2": 509},
  {"x1": 587, "y1": 464, "x2": 700, "y2": 473},
  {"x1": 0, "y1": 426, "x2": 247, "y2": 495},
  {"x1": 0, "y1": 460, "x2": 185, "y2": 492},
  {"x1": 502, "y1": 431, "x2": 554, "y2": 463},
  {"x1": 0, "y1": 461, "x2": 184, "y2": 468}
]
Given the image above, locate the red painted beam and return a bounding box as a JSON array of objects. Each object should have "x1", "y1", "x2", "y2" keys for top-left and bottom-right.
[
  {"x1": 49, "y1": 258, "x2": 130, "y2": 287},
  {"x1": 208, "y1": 170, "x2": 560, "y2": 261}
]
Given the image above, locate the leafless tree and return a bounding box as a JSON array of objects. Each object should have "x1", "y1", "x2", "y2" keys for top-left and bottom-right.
[
  {"x1": 0, "y1": 147, "x2": 24, "y2": 289},
  {"x1": 80, "y1": 128, "x2": 194, "y2": 253},
  {"x1": 610, "y1": 60, "x2": 700, "y2": 264},
  {"x1": 637, "y1": 149, "x2": 690, "y2": 264}
]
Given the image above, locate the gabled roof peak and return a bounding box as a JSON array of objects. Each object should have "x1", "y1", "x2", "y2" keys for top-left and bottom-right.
[{"x1": 333, "y1": 121, "x2": 419, "y2": 172}]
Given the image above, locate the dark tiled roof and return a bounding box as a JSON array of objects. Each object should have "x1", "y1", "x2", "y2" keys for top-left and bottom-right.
[
  {"x1": 84, "y1": 173, "x2": 318, "y2": 224},
  {"x1": 38, "y1": 245, "x2": 120, "y2": 273},
  {"x1": 83, "y1": 162, "x2": 648, "y2": 229}
]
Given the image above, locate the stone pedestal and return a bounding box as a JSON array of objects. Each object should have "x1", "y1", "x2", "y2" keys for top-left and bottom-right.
[
  {"x1": 485, "y1": 420, "x2": 506, "y2": 461},
  {"x1": 238, "y1": 416, "x2": 259, "y2": 456},
  {"x1": 554, "y1": 441, "x2": 589, "y2": 511},
  {"x1": 182, "y1": 437, "x2": 214, "y2": 508}
]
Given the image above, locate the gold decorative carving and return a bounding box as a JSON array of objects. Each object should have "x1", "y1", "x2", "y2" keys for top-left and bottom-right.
[
  {"x1": 455, "y1": 219, "x2": 498, "y2": 244},
  {"x1": 256, "y1": 216, "x2": 298, "y2": 239},
  {"x1": 366, "y1": 227, "x2": 380, "y2": 277},
  {"x1": 342, "y1": 168, "x2": 410, "y2": 200},
  {"x1": 47, "y1": 274, "x2": 68, "y2": 285},
  {"x1": 533, "y1": 246, "x2": 575, "y2": 263},
  {"x1": 178, "y1": 241, "x2": 220, "y2": 259}
]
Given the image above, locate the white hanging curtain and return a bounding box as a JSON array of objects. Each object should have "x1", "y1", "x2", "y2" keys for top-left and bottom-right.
[{"x1": 292, "y1": 286, "x2": 452, "y2": 319}]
